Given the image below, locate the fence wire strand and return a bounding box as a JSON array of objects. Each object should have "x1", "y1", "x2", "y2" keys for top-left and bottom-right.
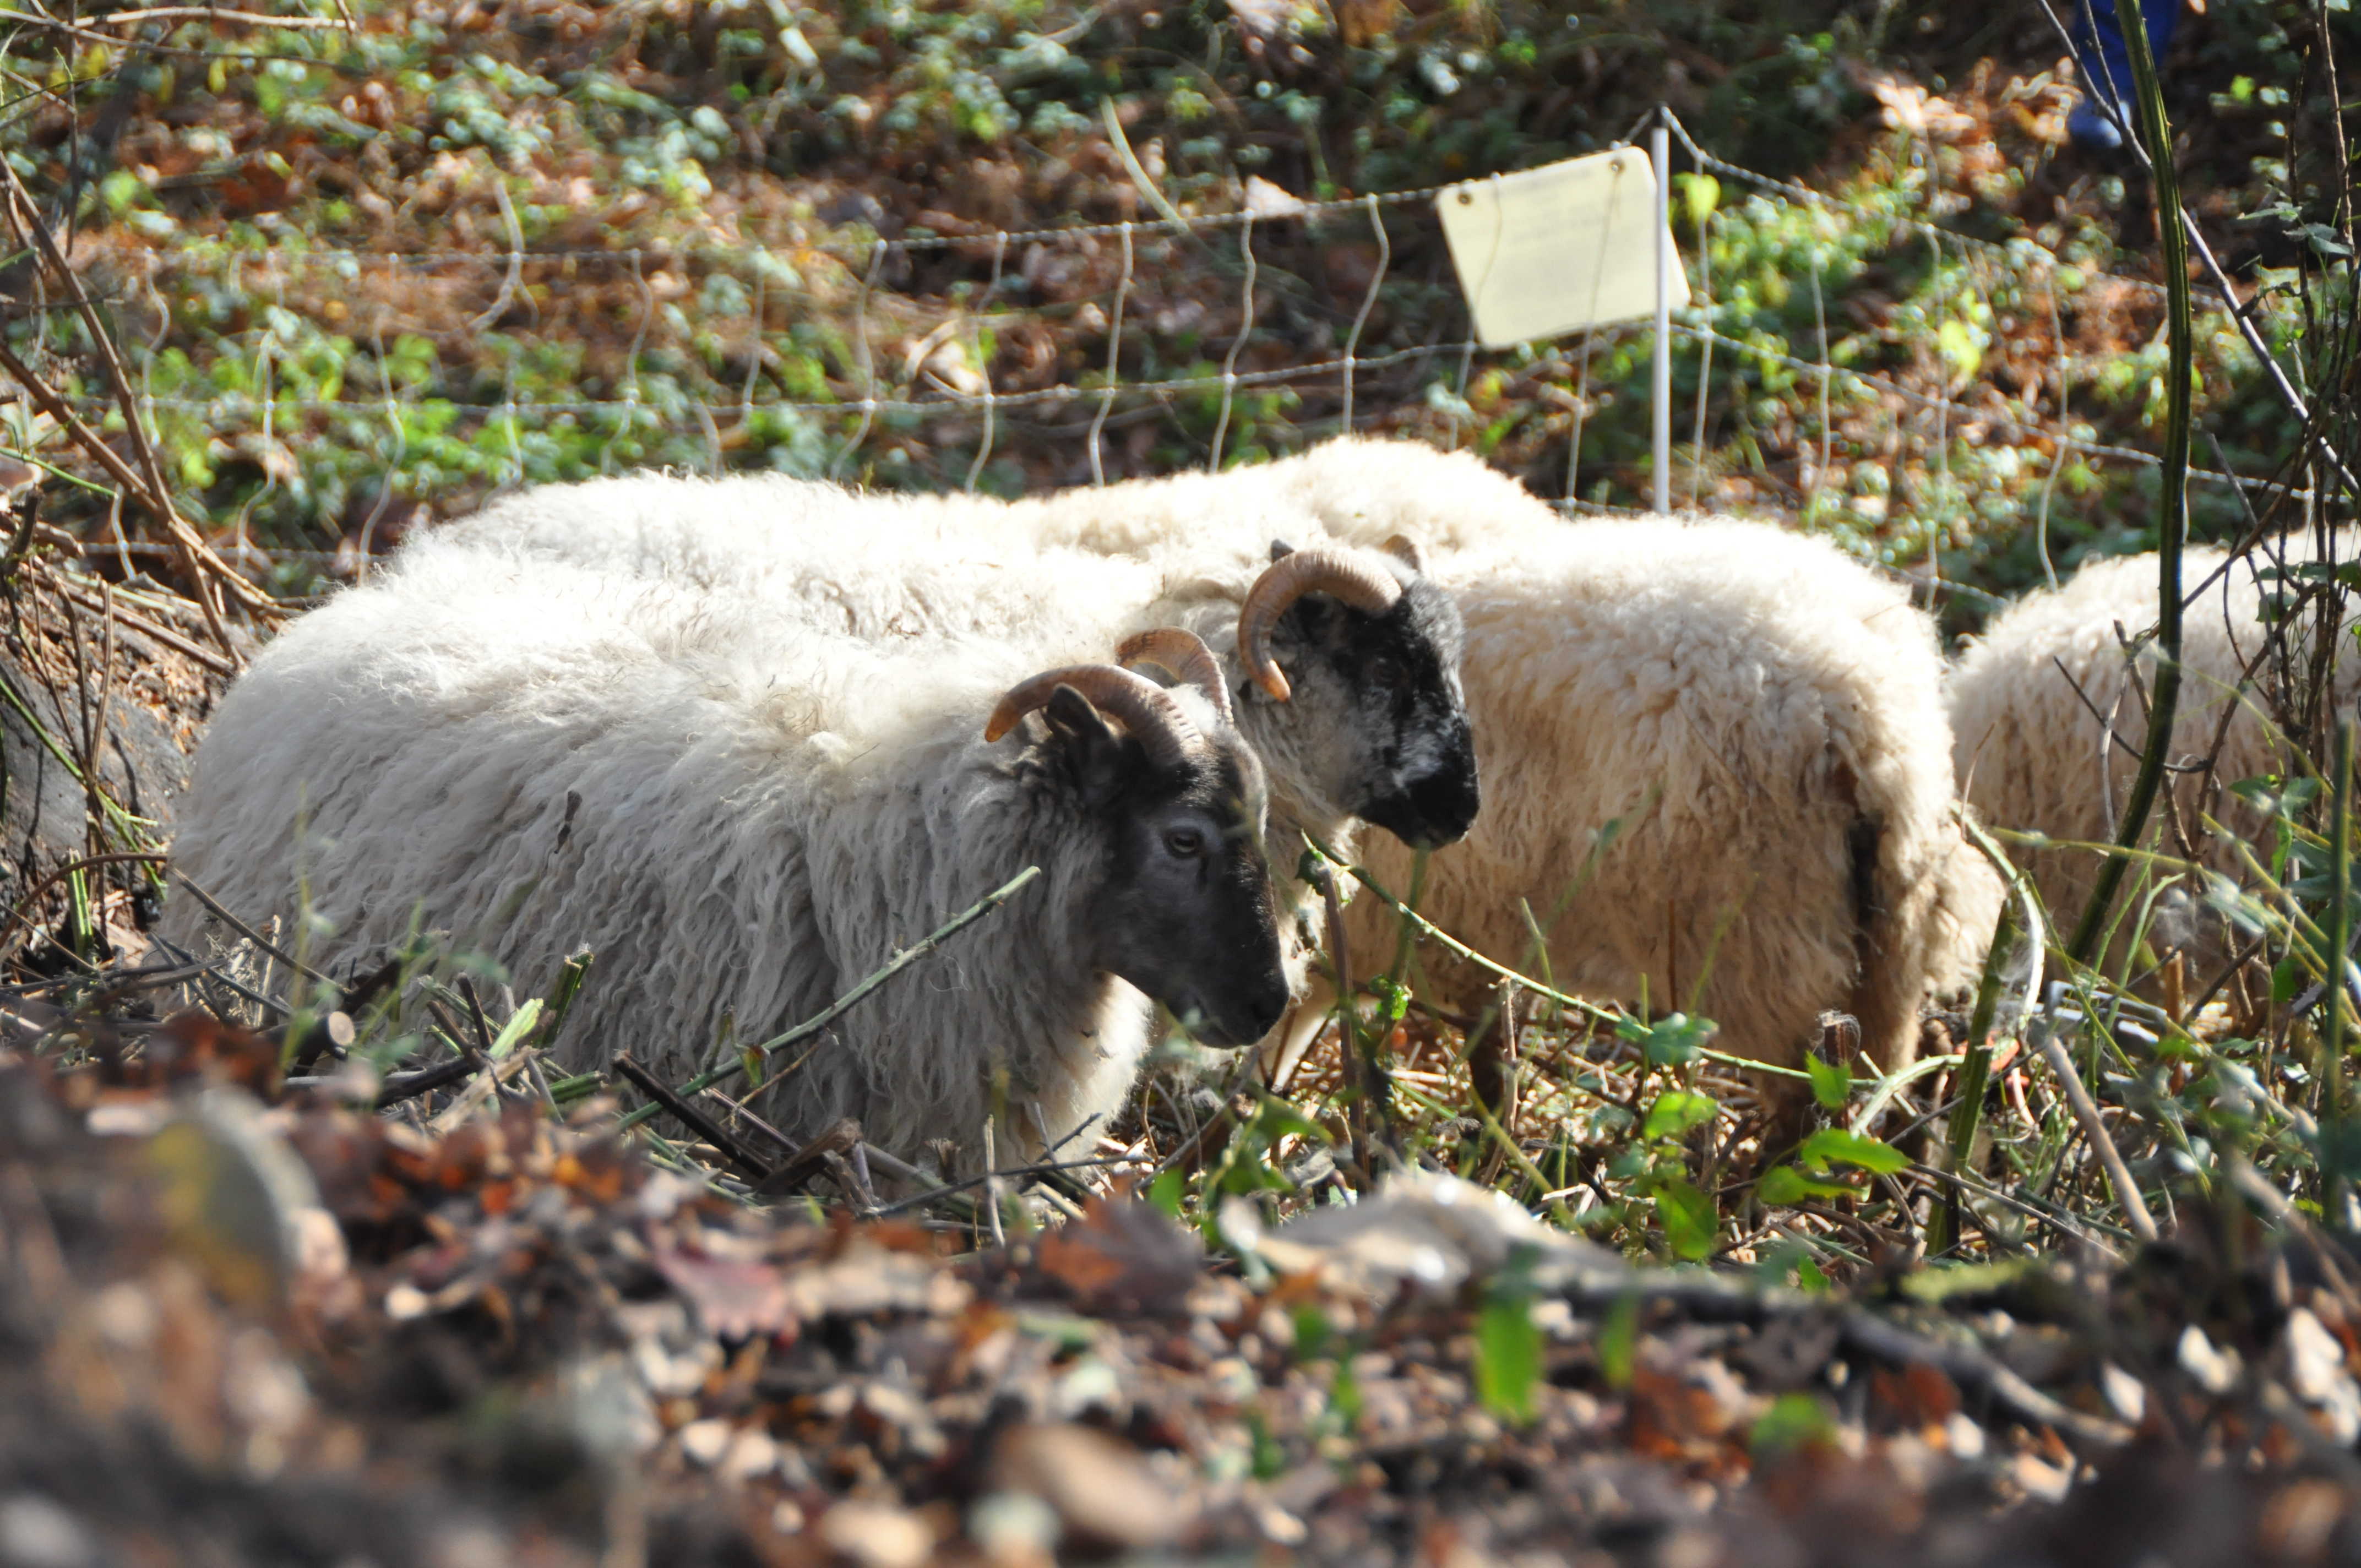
[{"x1": 19, "y1": 106, "x2": 2331, "y2": 586}]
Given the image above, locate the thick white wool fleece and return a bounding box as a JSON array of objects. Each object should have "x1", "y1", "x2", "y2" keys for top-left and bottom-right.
[
  {"x1": 1949, "y1": 546, "x2": 2360, "y2": 940},
  {"x1": 161, "y1": 547, "x2": 1221, "y2": 1162},
  {"x1": 1004, "y1": 433, "x2": 1547, "y2": 563},
  {"x1": 1334, "y1": 517, "x2": 1996, "y2": 1074},
  {"x1": 428, "y1": 477, "x2": 1391, "y2": 848},
  {"x1": 429, "y1": 473, "x2": 1405, "y2": 977}
]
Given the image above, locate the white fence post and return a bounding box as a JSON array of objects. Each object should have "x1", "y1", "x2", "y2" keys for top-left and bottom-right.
[{"x1": 1651, "y1": 113, "x2": 1672, "y2": 515}]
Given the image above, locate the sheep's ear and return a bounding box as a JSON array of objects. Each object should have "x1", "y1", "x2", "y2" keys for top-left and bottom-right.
[
  {"x1": 1269, "y1": 539, "x2": 1296, "y2": 563},
  {"x1": 1040, "y1": 684, "x2": 1127, "y2": 807},
  {"x1": 1379, "y1": 533, "x2": 1424, "y2": 574}
]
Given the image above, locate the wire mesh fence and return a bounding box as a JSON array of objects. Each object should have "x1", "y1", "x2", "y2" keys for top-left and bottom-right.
[{"x1": 19, "y1": 107, "x2": 2325, "y2": 590}]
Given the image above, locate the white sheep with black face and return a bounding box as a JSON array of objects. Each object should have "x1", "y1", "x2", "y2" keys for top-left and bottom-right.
[
  {"x1": 432, "y1": 473, "x2": 1484, "y2": 997},
  {"x1": 1341, "y1": 515, "x2": 2000, "y2": 1116},
  {"x1": 162, "y1": 546, "x2": 1291, "y2": 1168},
  {"x1": 1947, "y1": 543, "x2": 2361, "y2": 963},
  {"x1": 997, "y1": 438, "x2": 2003, "y2": 1120}
]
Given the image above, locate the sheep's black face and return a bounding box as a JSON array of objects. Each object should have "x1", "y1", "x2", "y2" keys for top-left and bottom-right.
[
  {"x1": 1277, "y1": 575, "x2": 1481, "y2": 850},
  {"x1": 1042, "y1": 692, "x2": 1290, "y2": 1048}
]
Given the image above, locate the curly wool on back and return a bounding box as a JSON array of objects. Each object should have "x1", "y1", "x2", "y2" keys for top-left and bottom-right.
[
  {"x1": 1948, "y1": 545, "x2": 2361, "y2": 956},
  {"x1": 1356, "y1": 514, "x2": 1998, "y2": 1085},
  {"x1": 161, "y1": 547, "x2": 1290, "y2": 1167}
]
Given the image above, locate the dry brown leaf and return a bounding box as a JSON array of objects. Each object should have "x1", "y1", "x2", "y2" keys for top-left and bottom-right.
[
  {"x1": 1035, "y1": 1193, "x2": 1203, "y2": 1314},
  {"x1": 654, "y1": 1245, "x2": 795, "y2": 1340}
]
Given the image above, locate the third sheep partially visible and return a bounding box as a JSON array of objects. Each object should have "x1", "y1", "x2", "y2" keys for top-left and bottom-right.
[{"x1": 1948, "y1": 544, "x2": 2361, "y2": 965}]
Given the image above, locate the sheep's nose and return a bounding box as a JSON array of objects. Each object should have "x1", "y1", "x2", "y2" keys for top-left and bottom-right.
[{"x1": 1247, "y1": 982, "x2": 1288, "y2": 1040}]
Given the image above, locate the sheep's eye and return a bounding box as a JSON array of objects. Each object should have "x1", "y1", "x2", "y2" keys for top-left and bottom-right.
[
  {"x1": 1366, "y1": 654, "x2": 1403, "y2": 685},
  {"x1": 1164, "y1": 826, "x2": 1206, "y2": 858}
]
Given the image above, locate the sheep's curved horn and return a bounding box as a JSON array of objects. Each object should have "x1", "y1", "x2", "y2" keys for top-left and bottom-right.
[
  {"x1": 1236, "y1": 546, "x2": 1405, "y2": 702},
  {"x1": 985, "y1": 664, "x2": 1204, "y2": 772},
  {"x1": 1379, "y1": 533, "x2": 1425, "y2": 574},
  {"x1": 1116, "y1": 627, "x2": 1234, "y2": 730}
]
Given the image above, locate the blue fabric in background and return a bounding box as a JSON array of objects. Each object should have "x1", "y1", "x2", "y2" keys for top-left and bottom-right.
[{"x1": 2070, "y1": 0, "x2": 2180, "y2": 149}]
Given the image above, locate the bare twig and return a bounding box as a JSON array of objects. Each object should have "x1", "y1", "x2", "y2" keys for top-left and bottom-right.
[
  {"x1": 466, "y1": 179, "x2": 527, "y2": 335},
  {"x1": 1912, "y1": 1161, "x2": 2128, "y2": 1256},
  {"x1": 427, "y1": 1045, "x2": 541, "y2": 1134},
  {"x1": 36, "y1": 567, "x2": 236, "y2": 675},
  {"x1": 0, "y1": 4, "x2": 240, "y2": 50},
  {"x1": 168, "y1": 868, "x2": 335, "y2": 989},
  {"x1": 0, "y1": 850, "x2": 162, "y2": 957},
  {"x1": 2031, "y1": 1013, "x2": 2161, "y2": 1243},
  {"x1": 89, "y1": 6, "x2": 347, "y2": 25},
  {"x1": 0, "y1": 162, "x2": 265, "y2": 645},
  {"x1": 613, "y1": 1052, "x2": 773, "y2": 1183},
  {"x1": 1309, "y1": 857, "x2": 1391, "y2": 1169},
  {"x1": 864, "y1": 1152, "x2": 1151, "y2": 1218},
  {"x1": 981, "y1": 1115, "x2": 1006, "y2": 1248},
  {"x1": 2027, "y1": 0, "x2": 2361, "y2": 505},
  {"x1": 0, "y1": 338, "x2": 270, "y2": 638},
  {"x1": 1835, "y1": 1305, "x2": 2133, "y2": 1449},
  {"x1": 750, "y1": 1118, "x2": 862, "y2": 1199},
  {"x1": 2, "y1": 176, "x2": 278, "y2": 617},
  {"x1": 618, "y1": 864, "x2": 1043, "y2": 1130},
  {"x1": 455, "y1": 976, "x2": 497, "y2": 1057},
  {"x1": 371, "y1": 1053, "x2": 475, "y2": 1109}
]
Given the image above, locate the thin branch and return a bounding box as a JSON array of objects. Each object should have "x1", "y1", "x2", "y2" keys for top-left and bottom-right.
[
  {"x1": 35, "y1": 565, "x2": 236, "y2": 675},
  {"x1": 2032, "y1": 1019, "x2": 2161, "y2": 1243},
  {"x1": 168, "y1": 867, "x2": 335, "y2": 989},
  {"x1": 0, "y1": 337, "x2": 271, "y2": 635},
  {"x1": 617, "y1": 864, "x2": 1044, "y2": 1130},
  {"x1": 369, "y1": 1053, "x2": 476, "y2": 1109},
  {"x1": 612, "y1": 1052, "x2": 774, "y2": 1183},
  {"x1": 90, "y1": 6, "x2": 346, "y2": 25},
  {"x1": 863, "y1": 1152, "x2": 1150, "y2": 1218},
  {"x1": 2028, "y1": 0, "x2": 2360, "y2": 505},
  {"x1": 0, "y1": 8, "x2": 332, "y2": 59},
  {"x1": 0, "y1": 160, "x2": 279, "y2": 636}
]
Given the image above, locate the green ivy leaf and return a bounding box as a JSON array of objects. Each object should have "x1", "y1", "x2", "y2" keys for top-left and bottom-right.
[
  {"x1": 1473, "y1": 1292, "x2": 1542, "y2": 1427},
  {"x1": 1750, "y1": 1392, "x2": 1838, "y2": 1457},
  {"x1": 1807, "y1": 1054, "x2": 1851, "y2": 1112},
  {"x1": 1758, "y1": 1164, "x2": 1808, "y2": 1205},
  {"x1": 1642, "y1": 1090, "x2": 1719, "y2": 1141},
  {"x1": 1677, "y1": 171, "x2": 1721, "y2": 229},
  {"x1": 1597, "y1": 1292, "x2": 1639, "y2": 1390},
  {"x1": 1797, "y1": 1128, "x2": 1908, "y2": 1175},
  {"x1": 1148, "y1": 1167, "x2": 1185, "y2": 1220},
  {"x1": 2272, "y1": 956, "x2": 2308, "y2": 1005},
  {"x1": 1935, "y1": 318, "x2": 1982, "y2": 379},
  {"x1": 1291, "y1": 1304, "x2": 1331, "y2": 1362},
  {"x1": 1759, "y1": 1164, "x2": 1854, "y2": 1205},
  {"x1": 1652, "y1": 1177, "x2": 1718, "y2": 1261},
  {"x1": 1329, "y1": 1353, "x2": 1362, "y2": 1425},
  {"x1": 1252, "y1": 1095, "x2": 1330, "y2": 1146},
  {"x1": 1617, "y1": 1012, "x2": 1713, "y2": 1066}
]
